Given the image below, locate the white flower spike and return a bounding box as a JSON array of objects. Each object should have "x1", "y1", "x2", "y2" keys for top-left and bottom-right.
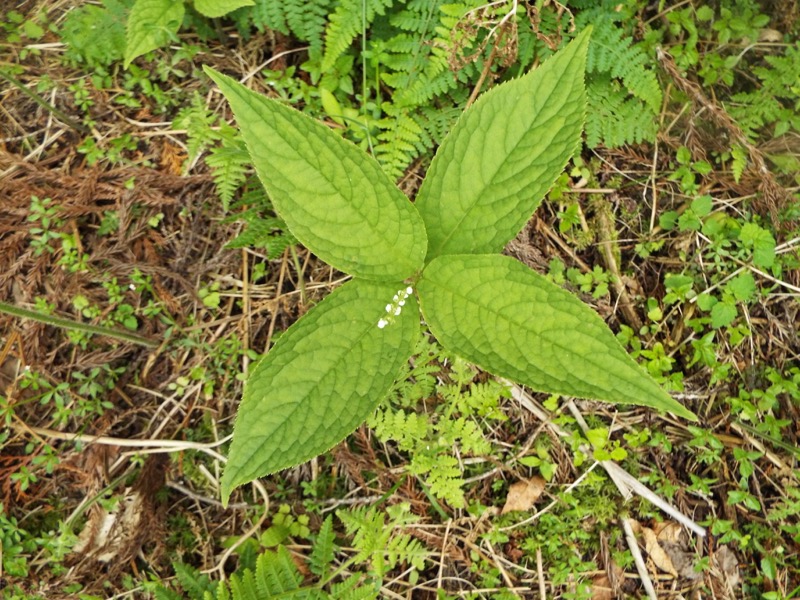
[{"x1": 377, "y1": 287, "x2": 414, "y2": 328}]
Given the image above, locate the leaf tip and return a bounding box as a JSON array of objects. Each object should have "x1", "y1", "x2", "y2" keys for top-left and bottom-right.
[
  {"x1": 202, "y1": 64, "x2": 221, "y2": 82},
  {"x1": 219, "y1": 473, "x2": 236, "y2": 508}
]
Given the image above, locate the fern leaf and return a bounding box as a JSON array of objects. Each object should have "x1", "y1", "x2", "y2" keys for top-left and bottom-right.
[
  {"x1": 586, "y1": 78, "x2": 658, "y2": 147},
  {"x1": 321, "y1": 0, "x2": 395, "y2": 72},
  {"x1": 250, "y1": 0, "x2": 289, "y2": 34},
  {"x1": 330, "y1": 575, "x2": 379, "y2": 600},
  {"x1": 173, "y1": 95, "x2": 220, "y2": 161},
  {"x1": 411, "y1": 452, "x2": 465, "y2": 506},
  {"x1": 229, "y1": 574, "x2": 256, "y2": 600},
  {"x1": 309, "y1": 516, "x2": 336, "y2": 577},
  {"x1": 255, "y1": 546, "x2": 304, "y2": 596},
  {"x1": 205, "y1": 137, "x2": 250, "y2": 209},
  {"x1": 153, "y1": 588, "x2": 182, "y2": 600},
  {"x1": 226, "y1": 216, "x2": 296, "y2": 258},
  {"x1": 585, "y1": 18, "x2": 662, "y2": 111},
  {"x1": 731, "y1": 144, "x2": 747, "y2": 183},
  {"x1": 174, "y1": 562, "x2": 214, "y2": 599},
  {"x1": 374, "y1": 106, "x2": 426, "y2": 178},
  {"x1": 285, "y1": 0, "x2": 332, "y2": 58},
  {"x1": 212, "y1": 581, "x2": 230, "y2": 600},
  {"x1": 337, "y1": 507, "x2": 383, "y2": 566},
  {"x1": 385, "y1": 532, "x2": 428, "y2": 572}
]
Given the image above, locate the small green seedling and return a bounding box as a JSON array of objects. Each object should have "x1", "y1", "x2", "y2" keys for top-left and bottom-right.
[{"x1": 204, "y1": 29, "x2": 696, "y2": 504}]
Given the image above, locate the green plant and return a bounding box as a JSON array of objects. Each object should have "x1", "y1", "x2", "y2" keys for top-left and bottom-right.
[
  {"x1": 123, "y1": 0, "x2": 255, "y2": 67},
  {"x1": 156, "y1": 505, "x2": 427, "y2": 599},
  {"x1": 61, "y1": 0, "x2": 130, "y2": 68},
  {"x1": 173, "y1": 96, "x2": 252, "y2": 210},
  {"x1": 204, "y1": 29, "x2": 695, "y2": 504},
  {"x1": 573, "y1": 0, "x2": 664, "y2": 147},
  {"x1": 1, "y1": 504, "x2": 37, "y2": 578},
  {"x1": 224, "y1": 179, "x2": 297, "y2": 260},
  {"x1": 369, "y1": 335, "x2": 509, "y2": 507}
]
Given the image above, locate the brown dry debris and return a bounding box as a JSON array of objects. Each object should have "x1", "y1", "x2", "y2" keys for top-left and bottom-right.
[
  {"x1": 67, "y1": 454, "x2": 168, "y2": 588},
  {"x1": 501, "y1": 477, "x2": 546, "y2": 514},
  {"x1": 656, "y1": 46, "x2": 794, "y2": 234}
]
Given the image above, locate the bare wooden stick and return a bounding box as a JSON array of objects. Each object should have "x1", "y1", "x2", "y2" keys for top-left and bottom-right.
[
  {"x1": 622, "y1": 517, "x2": 658, "y2": 600},
  {"x1": 509, "y1": 385, "x2": 706, "y2": 538}
]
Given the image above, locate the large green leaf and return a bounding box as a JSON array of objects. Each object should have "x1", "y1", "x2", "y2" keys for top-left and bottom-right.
[
  {"x1": 221, "y1": 279, "x2": 420, "y2": 503},
  {"x1": 415, "y1": 29, "x2": 590, "y2": 260},
  {"x1": 204, "y1": 67, "x2": 427, "y2": 282},
  {"x1": 124, "y1": 0, "x2": 184, "y2": 67},
  {"x1": 194, "y1": 0, "x2": 254, "y2": 19},
  {"x1": 417, "y1": 254, "x2": 696, "y2": 420}
]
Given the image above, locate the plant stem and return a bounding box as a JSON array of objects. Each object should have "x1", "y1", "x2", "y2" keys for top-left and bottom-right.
[
  {"x1": 0, "y1": 301, "x2": 158, "y2": 347},
  {"x1": 289, "y1": 246, "x2": 308, "y2": 305},
  {"x1": 0, "y1": 68, "x2": 91, "y2": 134}
]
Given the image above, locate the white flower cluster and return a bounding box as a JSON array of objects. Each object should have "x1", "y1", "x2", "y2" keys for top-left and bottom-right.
[{"x1": 377, "y1": 286, "x2": 413, "y2": 329}]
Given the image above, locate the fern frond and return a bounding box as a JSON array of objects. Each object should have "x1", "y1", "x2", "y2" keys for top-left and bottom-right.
[
  {"x1": 256, "y1": 546, "x2": 305, "y2": 596},
  {"x1": 729, "y1": 43, "x2": 800, "y2": 140},
  {"x1": 384, "y1": 531, "x2": 428, "y2": 572},
  {"x1": 227, "y1": 216, "x2": 296, "y2": 258},
  {"x1": 213, "y1": 582, "x2": 231, "y2": 600},
  {"x1": 221, "y1": 546, "x2": 326, "y2": 599},
  {"x1": 224, "y1": 179, "x2": 295, "y2": 256},
  {"x1": 393, "y1": 63, "x2": 457, "y2": 107},
  {"x1": 585, "y1": 17, "x2": 662, "y2": 112},
  {"x1": 228, "y1": 575, "x2": 255, "y2": 600},
  {"x1": 286, "y1": 0, "x2": 332, "y2": 58},
  {"x1": 374, "y1": 106, "x2": 426, "y2": 178},
  {"x1": 173, "y1": 95, "x2": 220, "y2": 161},
  {"x1": 337, "y1": 503, "x2": 428, "y2": 577},
  {"x1": 309, "y1": 516, "x2": 336, "y2": 577},
  {"x1": 410, "y1": 453, "x2": 464, "y2": 507},
  {"x1": 205, "y1": 134, "x2": 250, "y2": 210},
  {"x1": 330, "y1": 575, "x2": 379, "y2": 600},
  {"x1": 321, "y1": 0, "x2": 395, "y2": 72},
  {"x1": 173, "y1": 562, "x2": 214, "y2": 599},
  {"x1": 586, "y1": 77, "x2": 658, "y2": 148},
  {"x1": 368, "y1": 408, "x2": 429, "y2": 451},
  {"x1": 153, "y1": 588, "x2": 183, "y2": 600},
  {"x1": 250, "y1": 0, "x2": 290, "y2": 35},
  {"x1": 249, "y1": 0, "x2": 332, "y2": 57}
]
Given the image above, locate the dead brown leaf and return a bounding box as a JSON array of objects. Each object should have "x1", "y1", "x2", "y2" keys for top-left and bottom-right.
[
  {"x1": 159, "y1": 140, "x2": 187, "y2": 175},
  {"x1": 501, "y1": 477, "x2": 545, "y2": 513},
  {"x1": 589, "y1": 574, "x2": 614, "y2": 600},
  {"x1": 643, "y1": 526, "x2": 678, "y2": 577},
  {"x1": 652, "y1": 521, "x2": 702, "y2": 580},
  {"x1": 714, "y1": 545, "x2": 741, "y2": 588},
  {"x1": 653, "y1": 521, "x2": 684, "y2": 543}
]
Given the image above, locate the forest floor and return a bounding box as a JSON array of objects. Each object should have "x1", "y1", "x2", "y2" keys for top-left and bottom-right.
[{"x1": 1, "y1": 1, "x2": 799, "y2": 599}]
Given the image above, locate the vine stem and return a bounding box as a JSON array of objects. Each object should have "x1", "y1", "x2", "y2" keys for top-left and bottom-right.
[
  {"x1": 0, "y1": 68, "x2": 91, "y2": 134},
  {"x1": 0, "y1": 301, "x2": 158, "y2": 347}
]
